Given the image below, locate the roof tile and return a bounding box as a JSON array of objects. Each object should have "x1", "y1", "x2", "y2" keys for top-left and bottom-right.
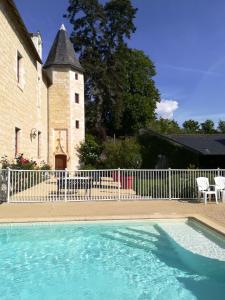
[
  {"x1": 167, "y1": 134, "x2": 225, "y2": 155},
  {"x1": 44, "y1": 26, "x2": 83, "y2": 72}
]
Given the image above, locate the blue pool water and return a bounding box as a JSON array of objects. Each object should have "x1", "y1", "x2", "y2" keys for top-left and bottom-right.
[{"x1": 0, "y1": 220, "x2": 225, "y2": 300}]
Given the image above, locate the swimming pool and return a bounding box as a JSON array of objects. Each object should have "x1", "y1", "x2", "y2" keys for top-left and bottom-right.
[{"x1": 0, "y1": 219, "x2": 225, "y2": 300}]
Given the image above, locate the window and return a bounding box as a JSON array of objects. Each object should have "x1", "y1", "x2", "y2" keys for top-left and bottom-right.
[
  {"x1": 17, "y1": 51, "x2": 22, "y2": 84},
  {"x1": 75, "y1": 93, "x2": 79, "y2": 103},
  {"x1": 75, "y1": 73, "x2": 78, "y2": 80},
  {"x1": 15, "y1": 127, "x2": 20, "y2": 157},
  {"x1": 37, "y1": 131, "x2": 41, "y2": 158},
  {"x1": 75, "y1": 120, "x2": 79, "y2": 129}
]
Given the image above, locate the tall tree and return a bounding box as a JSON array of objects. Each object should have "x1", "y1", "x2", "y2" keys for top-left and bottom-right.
[
  {"x1": 120, "y1": 49, "x2": 160, "y2": 135},
  {"x1": 200, "y1": 119, "x2": 216, "y2": 134},
  {"x1": 66, "y1": 0, "x2": 137, "y2": 134},
  {"x1": 149, "y1": 118, "x2": 181, "y2": 134},
  {"x1": 218, "y1": 120, "x2": 225, "y2": 133},
  {"x1": 182, "y1": 119, "x2": 200, "y2": 133}
]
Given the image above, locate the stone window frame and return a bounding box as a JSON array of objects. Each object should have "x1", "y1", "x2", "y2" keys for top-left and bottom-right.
[
  {"x1": 75, "y1": 93, "x2": 79, "y2": 104},
  {"x1": 15, "y1": 127, "x2": 21, "y2": 157},
  {"x1": 16, "y1": 50, "x2": 24, "y2": 90},
  {"x1": 17, "y1": 51, "x2": 22, "y2": 83},
  {"x1": 75, "y1": 120, "x2": 79, "y2": 129},
  {"x1": 37, "y1": 131, "x2": 41, "y2": 158}
]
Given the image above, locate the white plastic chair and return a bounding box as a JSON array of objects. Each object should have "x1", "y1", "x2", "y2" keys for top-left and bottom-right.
[
  {"x1": 214, "y1": 176, "x2": 225, "y2": 202},
  {"x1": 196, "y1": 177, "x2": 218, "y2": 204}
]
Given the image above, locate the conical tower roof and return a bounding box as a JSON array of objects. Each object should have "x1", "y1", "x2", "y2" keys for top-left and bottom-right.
[{"x1": 44, "y1": 24, "x2": 83, "y2": 72}]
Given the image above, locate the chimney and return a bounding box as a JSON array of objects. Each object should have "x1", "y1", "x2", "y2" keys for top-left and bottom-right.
[{"x1": 30, "y1": 32, "x2": 42, "y2": 60}]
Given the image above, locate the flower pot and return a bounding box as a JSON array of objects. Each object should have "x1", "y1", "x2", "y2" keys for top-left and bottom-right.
[{"x1": 120, "y1": 175, "x2": 133, "y2": 189}]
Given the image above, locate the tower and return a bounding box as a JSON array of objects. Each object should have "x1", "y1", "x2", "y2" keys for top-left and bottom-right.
[{"x1": 44, "y1": 24, "x2": 85, "y2": 170}]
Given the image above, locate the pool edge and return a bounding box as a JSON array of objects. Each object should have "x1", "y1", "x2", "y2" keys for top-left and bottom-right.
[
  {"x1": 189, "y1": 214, "x2": 225, "y2": 239},
  {"x1": 0, "y1": 214, "x2": 224, "y2": 238}
]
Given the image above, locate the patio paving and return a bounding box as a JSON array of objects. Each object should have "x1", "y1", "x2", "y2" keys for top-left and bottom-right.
[
  {"x1": 1, "y1": 200, "x2": 225, "y2": 235},
  {"x1": 9, "y1": 176, "x2": 136, "y2": 202}
]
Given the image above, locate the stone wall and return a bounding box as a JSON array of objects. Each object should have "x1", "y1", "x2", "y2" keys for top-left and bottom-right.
[
  {"x1": 70, "y1": 70, "x2": 85, "y2": 170},
  {"x1": 0, "y1": 1, "x2": 85, "y2": 170},
  {"x1": 47, "y1": 67, "x2": 85, "y2": 170},
  {"x1": 0, "y1": 1, "x2": 48, "y2": 164}
]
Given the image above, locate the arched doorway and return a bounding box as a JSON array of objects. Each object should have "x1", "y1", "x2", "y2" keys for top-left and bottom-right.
[{"x1": 55, "y1": 154, "x2": 67, "y2": 170}]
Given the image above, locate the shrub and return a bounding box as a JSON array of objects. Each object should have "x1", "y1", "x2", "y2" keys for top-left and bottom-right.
[
  {"x1": 0, "y1": 155, "x2": 51, "y2": 197},
  {"x1": 102, "y1": 138, "x2": 142, "y2": 169},
  {"x1": 39, "y1": 161, "x2": 51, "y2": 170},
  {"x1": 80, "y1": 164, "x2": 97, "y2": 170},
  {"x1": 0, "y1": 154, "x2": 50, "y2": 170},
  {"x1": 78, "y1": 134, "x2": 102, "y2": 169}
]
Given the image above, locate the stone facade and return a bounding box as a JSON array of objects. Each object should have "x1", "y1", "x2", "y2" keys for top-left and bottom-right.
[
  {"x1": 46, "y1": 68, "x2": 85, "y2": 170},
  {"x1": 0, "y1": 0, "x2": 85, "y2": 170}
]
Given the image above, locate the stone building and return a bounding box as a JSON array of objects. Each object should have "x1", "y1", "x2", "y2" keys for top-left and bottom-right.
[{"x1": 0, "y1": 0, "x2": 85, "y2": 170}]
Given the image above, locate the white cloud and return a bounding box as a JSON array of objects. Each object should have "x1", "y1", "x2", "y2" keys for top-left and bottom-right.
[{"x1": 156, "y1": 99, "x2": 179, "y2": 119}]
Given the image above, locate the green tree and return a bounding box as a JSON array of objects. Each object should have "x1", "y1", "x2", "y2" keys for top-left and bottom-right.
[
  {"x1": 149, "y1": 118, "x2": 181, "y2": 134},
  {"x1": 218, "y1": 120, "x2": 225, "y2": 133},
  {"x1": 103, "y1": 138, "x2": 142, "y2": 168},
  {"x1": 120, "y1": 49, "x2": 160, "y2": 135},
  {"x1": 200, "y1": 119, "x2": 216, "y2": 134},
  {"x1": 66, "y1": 0, "x2": 137, "y2": 134},
  {"x1": 78, "y1": 134, "x2": 103, "y2": 168},
  {"x1": 182, "y1": 119, "x2": 200, "y2": 133}
]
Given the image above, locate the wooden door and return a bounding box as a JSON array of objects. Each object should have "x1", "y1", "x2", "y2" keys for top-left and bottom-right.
[{"x1": 55, "y1": 155, "x2": 67, "y2": 170}]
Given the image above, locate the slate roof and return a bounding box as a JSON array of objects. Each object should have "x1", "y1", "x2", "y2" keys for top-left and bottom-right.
[
  {"x1": 6, "y1": 0, "x2": 42, "y2": 63},
  {"x1": 44, "y1": 25, "x2": 83, "y2": 72},
  {"x1": 166, "y1": 134, "x2": 225, "y2": 155}
]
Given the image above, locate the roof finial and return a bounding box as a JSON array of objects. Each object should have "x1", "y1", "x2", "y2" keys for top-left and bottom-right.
[{"x1": 60, "y1": 24, "x2": 66, "y2": 31}]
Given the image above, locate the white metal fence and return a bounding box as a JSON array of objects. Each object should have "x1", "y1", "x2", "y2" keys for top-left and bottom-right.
[{"x1": 0, "y1": 168, "x2": 224, "y2": 203}]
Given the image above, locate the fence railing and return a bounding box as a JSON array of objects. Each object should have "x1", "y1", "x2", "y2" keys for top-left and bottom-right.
[{"x1": 0, "y1": 168, "x2": 224, "y2": 203}]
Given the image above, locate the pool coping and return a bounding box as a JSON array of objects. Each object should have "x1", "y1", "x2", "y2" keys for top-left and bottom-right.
[{"x1": 0, "y1": 214, "x2": 224, "y2": 238}]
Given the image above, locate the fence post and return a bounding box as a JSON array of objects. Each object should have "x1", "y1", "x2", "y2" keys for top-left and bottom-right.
[
  {"x1": 217, "y1": 167, "x2": 220, "y2": 177},
  {"x1": 118, "y1": 168, "x2": 121, "y2": 201},
  {"x1": 7, "y1": 167, "x2": 11, "y2": 203},
  {"x1": 169, "y1": 168, "x2": 172, "y2": 200},
  {"x1": 64, "y1": 169, "x2": 67, "y2": 202}
]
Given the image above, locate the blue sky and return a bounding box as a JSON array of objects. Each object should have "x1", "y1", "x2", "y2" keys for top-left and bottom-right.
[{"x1": 15, "y1": 0, "x2": 225, "y2": 125}]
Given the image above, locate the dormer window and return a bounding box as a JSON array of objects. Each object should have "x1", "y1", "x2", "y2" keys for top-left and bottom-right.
[{"x1": 17, "y1": 51, "x2": 23, "y2": 84}]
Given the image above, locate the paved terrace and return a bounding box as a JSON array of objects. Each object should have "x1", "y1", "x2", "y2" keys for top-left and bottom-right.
[{"x1": 1, "y1": 201, "x2": 225, "y2": 235}]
